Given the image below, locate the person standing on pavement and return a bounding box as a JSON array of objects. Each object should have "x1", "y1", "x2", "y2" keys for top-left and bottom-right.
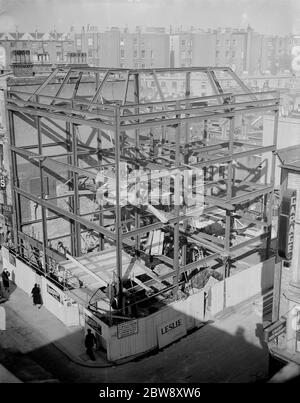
[
  {"x1": 31, "y1": 283, "x2": 43, "y2": 309},
  {"x1": 85, "y1": 328, "x2": 96, "y2": 361},
  {"x1": 1, "y1": 269, "x2": 10, "y2": 293}
]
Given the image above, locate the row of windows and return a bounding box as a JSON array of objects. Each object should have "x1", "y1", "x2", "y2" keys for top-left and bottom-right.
[
  {"x1": 216, "y1": 50, "x2": 239, "y2": 58},
  {"x1": 120, "y1": 49, "x2": 154, "y2": 59},
  {"x1": 216, "y1": 39, "x2": 238, "y2": 47},
  {"x1": 76, "y1": 38, "x2": 95, "y2": 46}
]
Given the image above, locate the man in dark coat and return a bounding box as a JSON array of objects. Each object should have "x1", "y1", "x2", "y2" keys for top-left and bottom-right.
[
  {"x1": 85, "y1": 329, "x2": 96, "y2": 361},
  {"x1": 1, "y1": 269, "x2": 10, "y2": 293}
]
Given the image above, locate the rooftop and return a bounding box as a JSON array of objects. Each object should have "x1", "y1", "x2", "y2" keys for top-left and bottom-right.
[{"x1": 276, "y1": 145, "x2": 300, "y2": 171}]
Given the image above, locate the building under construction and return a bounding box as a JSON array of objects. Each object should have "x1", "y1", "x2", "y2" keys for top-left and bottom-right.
[{"x1": 3, "y1": 66, "x2": 279, "y2": 361}]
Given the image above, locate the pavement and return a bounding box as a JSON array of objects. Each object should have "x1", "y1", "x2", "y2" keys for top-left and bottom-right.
[
  {"x1": 0, "y1": 242, "x2": 275, "y2": 383},
  {"x1": 0, "y1": 285, "x2": 112, "y2": 368},
  {"x1": 0, "y1": 363, "x2": 22, "y2": 383},
  {"x1": 0, "y1": 281, "x2": 273, "y2": 382}
]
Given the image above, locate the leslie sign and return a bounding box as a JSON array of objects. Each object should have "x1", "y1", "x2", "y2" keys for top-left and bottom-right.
[
  {"x1": 278, "y1": 189, "x2": 297, "y2": 260},
  {"x1": 157, "y1": 315, "x2": 187, "y2": 348}
]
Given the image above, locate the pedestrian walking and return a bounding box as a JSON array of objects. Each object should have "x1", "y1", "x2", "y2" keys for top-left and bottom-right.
[
  {"x1": 85, "y1": 328, "x2": 96, "y2": 361},
  {"x1": 31, "y1": 283, "x2": 43, "y2": 309},
  {"x1": 1, "y1": 269, "x2": 10, "y2": 293}
]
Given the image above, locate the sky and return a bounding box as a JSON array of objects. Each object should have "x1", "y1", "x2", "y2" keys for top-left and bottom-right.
[{"x1": 0, "y1": 0, "x2": 298, "y2": 35}]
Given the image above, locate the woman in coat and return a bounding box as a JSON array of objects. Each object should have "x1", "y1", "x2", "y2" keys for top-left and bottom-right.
[{"x1": 31, "y1": 284, "x2": 43, "y2": 309}]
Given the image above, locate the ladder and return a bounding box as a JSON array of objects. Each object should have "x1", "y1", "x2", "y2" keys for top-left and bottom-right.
[{"x1": 193, "y1": 246, "x2": 207, "y2": 269}]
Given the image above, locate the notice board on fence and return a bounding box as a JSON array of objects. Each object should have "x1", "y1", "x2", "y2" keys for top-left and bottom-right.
[
  {"x1": 117, "y1": 320, "x2": 138, "y2": 339},
  {"x1": 85, "y1": 314, "x2": 102, "y2": 335}
]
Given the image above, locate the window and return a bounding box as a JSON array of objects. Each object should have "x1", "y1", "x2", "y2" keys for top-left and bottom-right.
[
  {"x1": 120, "y1": 49, "x2": 124, "y2": 58},
  {"x1": 76, "y1": 38, "x2": 81, "y2": 47},
  {"x1": 161, "y1": 81, "x2": 166, "y2": 88},
  {"x1": 133, "y1": 49, "x2": 138, "y2": 58},
  {"x1": 88, "y1": 37, "x2": 93, "y2": 46},
  {"x1": 181, "y1": 40, "x2": 186, "y2": 46},
  {"x1": 172, "y1": 81, "x2": 177, "y2": 89},
  {"x1": 88, "y1": 49, "x2": 93, "y2": 57},
  {"x1": 141, "y1": 49, "x2": 145, "y2": 58},
  {"x1": 141, "y1": 63, "x2": 145, "y2": 68}
]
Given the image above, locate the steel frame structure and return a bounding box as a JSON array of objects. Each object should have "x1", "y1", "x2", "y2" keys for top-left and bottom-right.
[{"x1": 5, "y1": 66, "x2": 280, "y2": 314}]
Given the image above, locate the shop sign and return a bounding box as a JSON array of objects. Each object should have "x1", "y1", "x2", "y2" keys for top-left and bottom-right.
[
  {"x1": 278, "y1": 189, "x2": 297, "y2": 260},
  {"x1": 0, "y1": 176, "x2": 6, "y2": 189},
  {"x1": 157, "y1": 315, "x2": 186, "y2": 348},
  {"x1": 47, "y1": 284, "x2": 61, "y2": 303},
  {"x1": 264, "y1": 318, "x2": 287, "y2": 342},
  {"x1": 117, "y1": 320, "x2": 138, "y2": 339},
  {"x1": 85, "y1": 313, "x2": 102, "y2": 335}
]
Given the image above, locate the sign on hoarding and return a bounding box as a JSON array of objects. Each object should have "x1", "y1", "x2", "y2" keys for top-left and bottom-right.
[
  {"x1": 47, "y1": 284, "x2": 61, "y2": 303},
  {"x1": 264, "y1": 318, "x2": 287, "y2": 342},
  {"x1": 85, "y1": 313, "x2": 102, "y2": 335},
  {"x1": 0, "y1": 306, "x2": 5, "y2": 330},
  {"x1": 157, "y1": 315, "x2": 186, "y2": 348},
  {"x1": 278, "y1": 189, "x2": 297, "y2": 260},
  {"x1": 117, "y1": 320, "x2": 138, "y2": 339}
]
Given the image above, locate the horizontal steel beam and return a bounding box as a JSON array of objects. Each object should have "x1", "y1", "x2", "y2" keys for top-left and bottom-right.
[
  {"x1": 120, "y1": 98, "x2": 279, "y2": 122},
  {"x1": 120, "y1": 92, "x2": 233, "y2": 110},
  {"x1": 7, "y1": 104, "x2": 113, "y2": 130},
  {"x1": 230, "y1": 231, "x2": 269, "y2": 253},
  {"x1": 11, "y1": 145, "x2": 98, "y2": 180},
  {"x1": 14, "y1": 187, "x2": 116, "y2": 240},
  {"x1": 121, "y1": 104, "x2": 279, "y2": 130},
  {"x1": 191, "y1": 144, "x2": 276, "y2": 169},
  {"x1": 180, "y1": 252, "x2": 221, "y2": 273},
  {"x1": 17, "y1": 230, "x2": 66, "y2": 262},
  {"x1": 231, "y1": 186, "x2": 273, "y2": 205}
]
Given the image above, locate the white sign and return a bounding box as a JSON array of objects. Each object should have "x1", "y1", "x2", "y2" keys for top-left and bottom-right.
[
  {"x1": 157, "y1": 315, "x2": 186, "y2": 348},
  {"x1": 117, "y1": 320, "x2": 138, "y2": 339},
  {"x1": 0, "y1": 306, "x2": 6, "y2": 330}
]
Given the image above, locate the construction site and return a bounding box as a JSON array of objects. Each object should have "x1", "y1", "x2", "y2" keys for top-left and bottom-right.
[{"x1": 2, "y1": 66, "x2": 280, "y2": 361}]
